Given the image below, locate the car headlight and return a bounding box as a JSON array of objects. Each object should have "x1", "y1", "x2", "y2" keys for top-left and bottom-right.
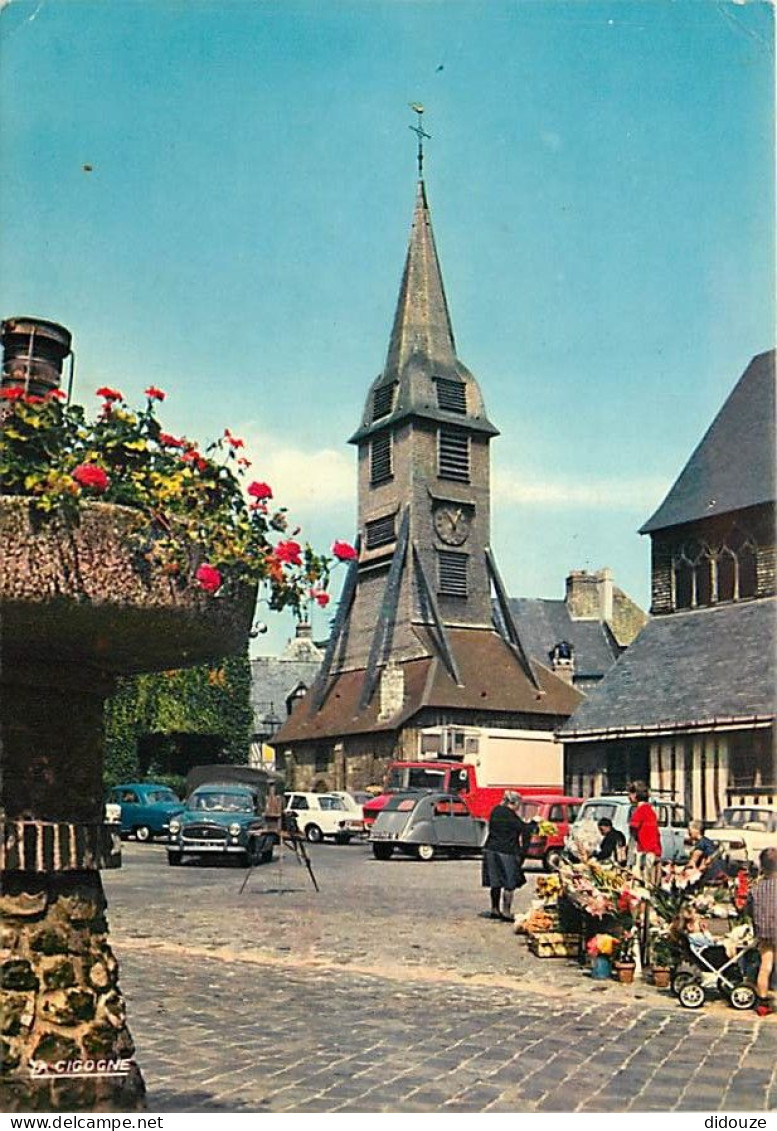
[
  {"x1": 169, "y1": 819, "x2": 181, "y2": 835},
  {"x1": 229, "y1": 823, "x2": 242, "y2": 837}
]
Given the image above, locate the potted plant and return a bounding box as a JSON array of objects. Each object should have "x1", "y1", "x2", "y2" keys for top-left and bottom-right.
[
  {"x1": 613, "y1": 927, "x2": 638, "y2": 983},
  {"x1": 650, "y1": 934, "x2": 677, "y2": 988}
]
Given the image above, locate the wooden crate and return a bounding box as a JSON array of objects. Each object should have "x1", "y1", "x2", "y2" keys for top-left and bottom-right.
[{"x1": 528, "y1": 932, "x2": 581, "y2": 958}]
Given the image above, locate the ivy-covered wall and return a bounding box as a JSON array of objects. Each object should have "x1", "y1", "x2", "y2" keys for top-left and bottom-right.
[{"x1": 103, "y1": 650, "x2": 253, "y2": 788}]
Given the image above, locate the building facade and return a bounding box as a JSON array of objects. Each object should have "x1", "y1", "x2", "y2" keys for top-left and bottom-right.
[{"x1": 561, "y1": 350, "x2": 776, "y2": 818}]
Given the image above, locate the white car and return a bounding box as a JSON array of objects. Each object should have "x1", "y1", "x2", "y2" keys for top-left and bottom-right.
[
  {"x1": 704, "y1": 805, "x2": 777, "y2": 861},
  {"x1": 284, "y1": 792, "x2": 365, "y2": 844}
]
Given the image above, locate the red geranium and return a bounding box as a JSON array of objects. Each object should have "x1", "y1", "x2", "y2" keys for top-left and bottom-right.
[
  {"x1": 275, "y1": 540, "x2": 302, "y2": 566},
  {"x1": 96, "y1": 386, "x2": 122, "y2": 401},
  {"x1": 224, "y1": 428, "x2": 244, "y2": 449},
  {"x1": 144, "y1": 385, "x2": 166, "y2": 401},
  {"x1": 46, "y1": 388, "x2": 67, "y2": 401},
  {"x1": 0, "y1": 385, "x2": 26, "y2": 401},
  {"x1": 332, "y1": 540, "x2": 358, "y2": 561},
  {"x1": 158, "y1": 432, "x2": 184, "y2": 448},
  {"x1": 247, "y1": 481, "x2": 273, "y2": 501},
  {"x1": 72, "y1": 463, "x2": 109, "y2": 492},
  {"x1": 310, "y1": 589, "x2": 330, "y2": 608},
  {"x1": 195, "y1": 563, "x2": 222, "y2": 593}
]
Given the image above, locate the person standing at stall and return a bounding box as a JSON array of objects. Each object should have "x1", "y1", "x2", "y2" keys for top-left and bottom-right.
[
  {"x1": 481, "y1": 790, "x2": 536, "y2": 922},
  {"x1": 749, "y1": 846, "x2": 777, "y2": 1017},
  {"x1": 627, "y1": 781, "x2": 662, "y2": 883}
]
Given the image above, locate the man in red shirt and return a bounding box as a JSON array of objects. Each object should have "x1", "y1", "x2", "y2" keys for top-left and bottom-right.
[{"x1": 628, "y1": 781, "x2": 661, "y2": 883}]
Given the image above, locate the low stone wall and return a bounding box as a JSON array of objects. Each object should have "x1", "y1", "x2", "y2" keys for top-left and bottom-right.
[{"x1": 1, "y1": 872, "x2": 144, "y2": 1112}]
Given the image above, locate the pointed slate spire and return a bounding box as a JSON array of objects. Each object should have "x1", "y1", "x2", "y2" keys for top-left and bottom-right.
[{"x1": 384, "y1": 179, "x2": 458, "y2": 380}]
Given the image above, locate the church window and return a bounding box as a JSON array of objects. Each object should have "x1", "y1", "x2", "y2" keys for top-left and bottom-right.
[
  {"x1": 435, "y1": 378, "x2": 467, "y2": 414},
  {"x1": 738, "y1": 543, "x2": 758, "y2": 599},
  {"x1": 370, "y1": 432, "x2": 392, "y2": 485},
  {"x1": 674, "y1": 556, "x2": 694, "y2": 609},
  {"x1": 717, "y1": 548, "x2": 736, "y2": 603},
  {"x1": 372, "y1": 383, "x2": 395, "y2": 421},
  {"x1": 696, "y1": 553, "x2": 714, "y2": 606},
  {"x1": 438, "y1": 428, "x2": 470, "y2": 482},
  {"x1": 438, "y1": 550, "x2": 468, "y2": 597},
  {"x1": 365, "y1": 513, "x2": 396, "y2": 549}
]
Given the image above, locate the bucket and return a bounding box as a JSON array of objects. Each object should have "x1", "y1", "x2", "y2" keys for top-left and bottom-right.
[{"x1": 591, "y1": 955, "x2": 612, "y2": 980}]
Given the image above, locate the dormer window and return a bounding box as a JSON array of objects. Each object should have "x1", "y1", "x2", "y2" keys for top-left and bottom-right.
[
  {"x1": 370, "y1": 432, "x2": 392, "y2": 485},
  {"x1": 372, "y1": 383, "x2": 395, "y2": 422},
  {"x1": 438, "y1": 428, "x2": 470, "y2": 483},
  {"x1": 435, "y1": 377, "x2": 466, "y2": 414}
]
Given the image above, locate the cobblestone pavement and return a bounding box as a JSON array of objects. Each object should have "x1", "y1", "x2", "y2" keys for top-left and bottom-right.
[{"x1": 104, "y1": 842, "x2": 776, "y2": 1114}]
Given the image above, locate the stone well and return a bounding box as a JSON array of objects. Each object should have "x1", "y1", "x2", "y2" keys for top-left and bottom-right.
[{"x1": 0, "y1": 495, "x2": 255, "y2": 1111}]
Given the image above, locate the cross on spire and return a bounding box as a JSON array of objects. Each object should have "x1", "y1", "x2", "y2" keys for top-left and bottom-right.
[{"x1": 408, "y1": 103, "x2": 431, "y2": 179}]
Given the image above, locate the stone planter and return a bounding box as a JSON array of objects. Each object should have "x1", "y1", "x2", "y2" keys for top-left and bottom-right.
[{"x1": 1, "y1": 496, "x2": 256, "y2": 1111}]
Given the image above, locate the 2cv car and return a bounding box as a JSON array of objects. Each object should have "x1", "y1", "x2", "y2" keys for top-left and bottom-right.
[{"x1": 369, "y1": 791, "x2": 488, "y2": 861}]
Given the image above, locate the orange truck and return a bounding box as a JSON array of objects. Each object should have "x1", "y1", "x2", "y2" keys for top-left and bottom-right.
[{"x1": 362, "y1": 725, "x2": 564, "y2": 827}]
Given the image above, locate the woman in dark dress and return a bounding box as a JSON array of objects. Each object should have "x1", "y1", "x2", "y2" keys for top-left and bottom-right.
[{"x1": 481, "y1": 790, "x2": 536, "y2": 921}]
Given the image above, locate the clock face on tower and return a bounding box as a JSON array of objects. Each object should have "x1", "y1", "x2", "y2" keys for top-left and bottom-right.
[{"x1": 433, "y1": 505, "x2": 472, "y2": 546}]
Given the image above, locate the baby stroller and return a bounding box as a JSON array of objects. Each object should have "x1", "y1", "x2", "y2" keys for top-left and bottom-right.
[{"x1": 672, "y1": 935, "x2": 759, "y2": 1010}]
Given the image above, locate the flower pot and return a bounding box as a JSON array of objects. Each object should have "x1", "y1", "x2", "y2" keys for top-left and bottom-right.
[
  {"x1": 614, "y1": 961, "x2": 636, "y2": 984},
  {"x1": 653, "y1": 967, "x2": 671, "y2": 989},
  {"x1": 591, "y1": 955, "x2": 612, "y2": 980}
]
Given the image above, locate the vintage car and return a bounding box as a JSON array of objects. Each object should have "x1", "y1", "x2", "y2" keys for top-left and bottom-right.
[
  {"x1": 567, "y1": 794, "x2": 692, "y2": 862},
  {"x1": 369, "y1": 791, "x2": 487, "y2": 861},
  {"x1": 518, "y1": 794, "x2": 583, "y2": 871},
  {"x1": 283, "y1": 792, "x2": 365, "y2": 843},
  {"x1": 702, "y1": 804, "x2": 777, "y2": 860},
  {"x1": 107, "y1": 782, "x2": 184, "y2": 841},
  {"x1": 167, "y1": 781, "x2": 277, "y2": 866}
]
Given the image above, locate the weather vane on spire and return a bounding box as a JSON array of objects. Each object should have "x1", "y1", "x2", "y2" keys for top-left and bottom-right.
[{"x1": 409, "y1": 103, "x2": 430, "y2": 179}]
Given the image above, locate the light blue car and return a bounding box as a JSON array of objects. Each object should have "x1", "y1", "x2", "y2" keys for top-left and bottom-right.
[
  {"x1": 567, "y1": 794, "x2": 692, "y2": 862},
  {"x1": 107, "y1": 782, "x2": 184, "y2": 842}
]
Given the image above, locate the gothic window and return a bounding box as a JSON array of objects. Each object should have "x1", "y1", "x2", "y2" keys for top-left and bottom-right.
[
  {"x1": 671, "y1": 530, "x2": 760, "y2": 610},
  {"x1": 372, "y1": 383, "x2": 395, "y2": 422},
  {"x1": 674, "y1": 555, "x2": 694, "y2": 609},
  {"x1": 365, "y1": 513, "x2": 396, "y2": 549},
  {"x1": 370, "y1": 432, "x2": 392, "y2": 485},
  {"x1": 717, "y1": 548, "x2": 736, "y2": 603},
  {"x1": 438, "y1": 550, "x2": 468, "y2": 597},
  {"x1": 738, "y1": 542, "x2": 758, "y2": 599},
  {"x1": 435, "y1": 377, "x2": 467, "y2": 414},
  {"x1": 438, "y1": 428, "x2": 470, "y2": 483}
]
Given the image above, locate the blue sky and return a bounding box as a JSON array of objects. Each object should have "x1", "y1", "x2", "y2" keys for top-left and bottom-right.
[{"x1": 1, "y1": 0, "x2": 774, "y2": 656}]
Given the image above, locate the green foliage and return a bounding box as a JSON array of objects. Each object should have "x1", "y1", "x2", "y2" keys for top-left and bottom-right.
[{"x1": 103, "y1": 651, "x2": 253, "y2": 784}]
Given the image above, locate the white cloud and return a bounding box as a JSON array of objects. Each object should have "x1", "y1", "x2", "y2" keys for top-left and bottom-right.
[
  {"x1": 239, "y1": 429, "x2": 355, "y2": 512},
  {"x1": 493, "y1": 469, "x2": 668, "y2": 510}
]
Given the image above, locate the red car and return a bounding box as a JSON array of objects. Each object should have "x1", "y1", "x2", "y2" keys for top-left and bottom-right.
[{"x1": 519, "y1": 794, "x2": 583, "y2": 871}]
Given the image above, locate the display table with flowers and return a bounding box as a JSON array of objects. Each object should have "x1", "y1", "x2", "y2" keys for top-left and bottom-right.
[{"x1": 0, "y1": 348, "x2": 344, "y2": 1111}]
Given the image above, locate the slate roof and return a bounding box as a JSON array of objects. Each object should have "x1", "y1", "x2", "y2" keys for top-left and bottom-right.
[
  {"x1": 250, "y1": 652, "x2": 322, "y2": 730},
  {"x1": 350, "y1": 180, "x2": 498, "y2": 443},
  {"x1": 560, "y1": 598, "x2": 776, "y2": 739},
  {"x1": 641, "y1": 350, "x2": 776, "y2": 534},
  {"x1": 273, "y1": 626, "x2": 582, "y2": 744},
  {"x1": 506, "y1": 598, "x2": 621, "y2": 681}
]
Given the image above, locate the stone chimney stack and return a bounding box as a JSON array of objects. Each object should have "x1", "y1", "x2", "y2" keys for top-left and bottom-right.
[{"x1": 598, "y1": 567, "x2": 614, "y2": 625}]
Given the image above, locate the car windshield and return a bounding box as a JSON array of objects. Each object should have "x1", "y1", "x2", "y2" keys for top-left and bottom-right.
[
  {"x1": 718, "y1": 808, "x2": 777, "y2": 833},
  {"x1": 386, "y1": 767, "x2": 446, "y2": 791},
  {"x1": 188, "y1": 792, "x2": 253, "y2": 814},
  {"x1": 145, "y1": 789, "x2": 178, "y2": 804}
]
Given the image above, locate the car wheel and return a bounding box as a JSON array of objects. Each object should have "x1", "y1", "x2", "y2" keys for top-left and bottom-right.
[
  {"x1": 305, "y1": 824, "x2": 323, "y2": 843},
  {"x1": 372, "y1": 844, "x2": 394, "y2": 860},
  {"x1": 416, "y1": 844, "x2": 435, "y2": 861},
  {"x1": 678, "y1": 982, "x2": 705, "y2": 1009},
  {"x1": 543, "y1": 847, "x2": 562, "y2": 872},
  {"x1": 334, "y1": 833, "x2": 351, "y2": 845},
  {"x1": 167, "y1": 851, "x2": 183, "y2": 866},
  {"x1": 729, "y1": 984, "x2": 756, "y2": 1011},
  {"x1": 134, "y1": 825, "x2": 152, "y2": 842}
]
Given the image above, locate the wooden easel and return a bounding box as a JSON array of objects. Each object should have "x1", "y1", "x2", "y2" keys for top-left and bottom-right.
[{"x1": 239, "y1": 789, "x2": 319, "y2": 895}]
